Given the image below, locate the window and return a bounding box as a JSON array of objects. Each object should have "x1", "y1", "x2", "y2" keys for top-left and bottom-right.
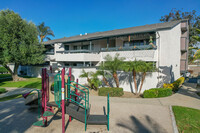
[
  {"x1": 64, "y1": 45, "x2": 69, "y2": 51},
  {"x1": 82, "y1": 45, "x2": 89, "y2": 50},
  {"x1": 73, "y1": 46, "x2": 77, "y2": 50}
]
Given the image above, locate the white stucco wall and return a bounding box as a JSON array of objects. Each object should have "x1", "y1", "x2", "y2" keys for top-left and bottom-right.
[{"x1": 157, "y1": 23, "x2": 181, "y2": 85}]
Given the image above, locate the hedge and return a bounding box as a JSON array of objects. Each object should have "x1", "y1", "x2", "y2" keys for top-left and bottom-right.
[
  {"x1": 98, "y1": 87, "x2": 124, "y2": 97},
  {"x1": 143, "y1": 88, "x2": 172, "y2": 98},
  {"x1": 0, "y1": 88, "x2": 7, "y2": 94},
  {"x1": 0, "y1": 67, "x2": 8, "y2": 73},
  {"x1": 163, "y1": 77, "x2": 185, "y2": 92}
]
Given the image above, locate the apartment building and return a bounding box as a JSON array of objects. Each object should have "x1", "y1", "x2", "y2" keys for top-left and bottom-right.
[{"x1": 21, "y1": 20, "x2": 189, "y2": 92}]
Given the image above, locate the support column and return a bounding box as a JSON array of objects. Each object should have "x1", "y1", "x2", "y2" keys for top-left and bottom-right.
[
  {"x1": 69, "y1": 67, "x2": 72, "y2": 122},
  {"x1": 90, "y1": 41, "x2": 92, "y2": 51},
  {"x1": 61, "y1": 67, "x2": 65, "y2": 133},
  {"x1": 107, "y1": 38, "x2": 109, "y2": 48}
]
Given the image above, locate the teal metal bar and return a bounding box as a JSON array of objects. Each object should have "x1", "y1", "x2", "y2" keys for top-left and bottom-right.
[
  {"x1": 107, "y1": 93, "x2": 109, "y2": 131},
  {"x1": 85, "y1": 94, "x2": 87, "y2": 131}
]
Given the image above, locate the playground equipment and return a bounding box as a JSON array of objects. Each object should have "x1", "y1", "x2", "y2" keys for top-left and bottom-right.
[{"x1": 32, "y1": 67, "x2": 110, "y2": 133}]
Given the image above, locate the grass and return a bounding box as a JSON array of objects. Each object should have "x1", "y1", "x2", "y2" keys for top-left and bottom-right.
[
  {"x1": 0, "y1": 74, "x2": 11, "y2": 78},
  {"x1": 172, "y1": 106, "x2": 200, "y2": 133},
  {"x1": 0, "y1": 78, "x2": 42, "y2": 89},
  {"x1": 0, "y1": 94, "x2": 23, "y2": 102},
  {"x1": 197, "y1": 92, "x2": 200, "y2": 96},
  {"x1": 0, "y1": 88, "x2": 7, "y2": 94}
]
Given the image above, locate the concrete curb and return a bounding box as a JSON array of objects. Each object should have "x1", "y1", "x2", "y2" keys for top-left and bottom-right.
[{"x1": 169, "y1": 105, "x2": 179, "y2": 133}]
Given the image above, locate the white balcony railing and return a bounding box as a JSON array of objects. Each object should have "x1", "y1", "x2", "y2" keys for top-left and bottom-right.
[
  {"x1": 55, "y1": 53, "x2": 100, "y2": 62},
  {"x1": 101, "y1": 50, "x2": 157, "y2": 61},
  {"x1": 45, "y1": 54, "x2": 55, "y2": 61}
]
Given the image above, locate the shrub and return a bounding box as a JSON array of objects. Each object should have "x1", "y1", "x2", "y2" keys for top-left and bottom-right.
[
  {"x1": 163, "y1": 77, "x2": 185, "y2": 92},
  {"x1": 98, "y1": 87, "x2": 124, "y2": 97},
  {"x1": 0, "y1": 67, "x2": 8, "y2": 74},
  {"x1": 143, "y1": 88, "x2": 172, "y2": 98},
  {"x1": 0, "y1": 88, "x2": 7, "y2": 94}
]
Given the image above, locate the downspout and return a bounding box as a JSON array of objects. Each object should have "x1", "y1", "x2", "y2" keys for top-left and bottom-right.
[{"x1": 156, "y1": 31, "x2": 160, "y2": 85}]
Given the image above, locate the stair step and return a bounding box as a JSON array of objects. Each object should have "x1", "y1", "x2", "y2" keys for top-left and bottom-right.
[
  {"x1": 32, "y1": 119, "x2": 46, "y2": 127},
  {"x1": 43, "y1": 111, "x2": 54, "y2": 117},
  {"x1": 47, "y1": 101, "x2": 58, "y2": 107},
  {"x1": 66, "y1": 102, "x2": 90, "y2": 123},
  {"x1": 87, "y1": 115, "x2": 107, "y2": 125}
]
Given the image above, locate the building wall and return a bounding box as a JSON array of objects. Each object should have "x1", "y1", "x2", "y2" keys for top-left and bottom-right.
[{"x1": 158, "y1": 23, "x2": 181, "y2": 85}]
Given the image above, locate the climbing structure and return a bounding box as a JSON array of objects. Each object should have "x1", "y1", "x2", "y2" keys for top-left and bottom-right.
[{"x1": 33, "y1": 67, "x2": 110, "y2": 133}]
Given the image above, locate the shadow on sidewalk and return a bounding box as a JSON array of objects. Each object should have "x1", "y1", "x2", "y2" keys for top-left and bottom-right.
[
  {"x1": 0, "y1": 98, "x2": 38, "y2": 133},
  {"x1": 116, "y1": 115, "x2": 167, "y2": 133}
]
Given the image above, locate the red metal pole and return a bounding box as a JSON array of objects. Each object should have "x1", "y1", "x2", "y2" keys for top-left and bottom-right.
[
  {"x1": 61, "y1": 67, "x2": 65, "y2": 133},
  {"x1": 75, "y1": 79, "x2": 78, "y2": 101},
  {"x1": 69, "y1": 67, "x2": 72, "y2": 122},
  {"x1": 44, "y1": 68, "x2": 47, "y2": 126}
]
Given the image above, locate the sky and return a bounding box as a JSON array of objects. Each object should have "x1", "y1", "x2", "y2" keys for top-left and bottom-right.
[{"x1": 0, "y1": 0, "x2": 200, "y2": 40}]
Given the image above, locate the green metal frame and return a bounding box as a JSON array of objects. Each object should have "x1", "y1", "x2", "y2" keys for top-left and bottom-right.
[
  {"x1": 54, "y1": 73, "x2": 62, "y2": 108},
  {"x1": 107, "y1": 93, "x2": 110, "y2": 131},
  {"x1": 66, "y1": 76, "x2": 89, "y2": 131}
]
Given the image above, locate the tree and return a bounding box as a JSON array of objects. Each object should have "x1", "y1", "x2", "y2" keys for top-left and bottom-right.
[
  {"x1": 96, "y1": 62, "x2": 111, "y2": 87},
  {"x1": 192, "y1": 28, "x2": 200, "y2": 60},
  {"x1": 104, "y1": 53, "x2": 125, "y2": 88},
  {"x1": 80, "y1": 69, "x2": 91, "y2": 83},
  {"x1": 124, "y1": 60, "x2": 155, "y2": 95},
  {"x1": 89, "y1": 72, "x2": 102, "y2": 90},
  {"x1": 138, "y1": 62, "x2": 155, "y2": 94},
  {"x1": 123, "y1": 60, "x2": 144, "y2": 94},
  {"x1": 0, "y1": 9, "x2": 45, "y2": 81},
  {"x1": 37, "y1": 22, "x2": 55, "y2": 42},
  {"x1": 80, "y1": 69, "x2": 101, "y2": 90},
  {"x1": 160, "y1": 8, "x2": 200, "y2": 63}
]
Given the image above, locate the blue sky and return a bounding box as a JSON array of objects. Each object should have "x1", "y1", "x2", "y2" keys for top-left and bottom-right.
[{"x1": 0, "y1": 0, "x2": 200, "y2": 40}]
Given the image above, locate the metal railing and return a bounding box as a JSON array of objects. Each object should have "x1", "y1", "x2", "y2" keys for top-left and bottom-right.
[{"x1": 101, "y1": 45, "x2": 157, "y2": 51}]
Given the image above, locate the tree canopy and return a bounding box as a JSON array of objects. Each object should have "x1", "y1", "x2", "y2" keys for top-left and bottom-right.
[
  {"x1": 37, "y1": 22, "x2": 55, "y2": 42},
  {"x1": 0, "y1": 9, "x2": 45, "y2": 80}
]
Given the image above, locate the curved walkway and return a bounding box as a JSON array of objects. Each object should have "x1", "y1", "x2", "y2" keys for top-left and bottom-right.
[{"x1": 0, "y1": 83, "x2": 199, "y2": 133}]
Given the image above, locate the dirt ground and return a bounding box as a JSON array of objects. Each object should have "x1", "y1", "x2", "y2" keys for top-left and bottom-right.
[{"x1": 89, "y1": 89, "x2": 141, "y2": 98}]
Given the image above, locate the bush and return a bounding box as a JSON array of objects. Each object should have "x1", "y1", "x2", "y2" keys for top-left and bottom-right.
[
  {"x1": 143, "y1": 88, "x2": 172, "y2": 98},
  {"x1": 98, "y1": 87, "x2": 124, "y2": 97},
  {"x1": 0, "y1": 88, "x2": 7, "y2": 94},
  {"x1": 163, "y1": 77, "x2": 185, "y2": 92},
  {"x1": 0, "y1": 67, "x2": 8, "y2": 73}
]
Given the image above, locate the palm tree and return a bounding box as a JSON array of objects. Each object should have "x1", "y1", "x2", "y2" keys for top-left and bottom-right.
[
  {"x1": 80, "y1": 69, "x2": 91, "y2": 84},
  {"x1": 90, "y1": 72, "x2": 102, "y2": 90},
  {"x1": 123, "y1": 60, "x2": 144, "y2": 94},
  {"x1": 104, "y1": 53, "x2": 125, "y2": 88},
  {"x1": 37, "y1": 22, "x2": 55, "y2": 42},
  {"x1": 96, "y1": 62, "x2": 111, "y2": 87},
  {"x1": 138, "y1": 62, "x2": 155, "y2": 94}
]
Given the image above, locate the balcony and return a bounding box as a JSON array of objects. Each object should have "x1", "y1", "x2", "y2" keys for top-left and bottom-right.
[
  {"x1": 45, "y1": 52, "x2": 55, "y2": 61},
  {"x1": 181, "y1": 37, "x2": 187, "y2": 51},
  {"x1": 101, "y1": 45, "x2": 156, "y2": 52},
  {"x1": 181, "y1": 22, "x2": 187, "y2": 32},
  {"x1": 55, "y1": 51, "x2": 100, "y2": 62},
  {"x1": 101, "y1": 50, "x2": 157, "y2": 62}
]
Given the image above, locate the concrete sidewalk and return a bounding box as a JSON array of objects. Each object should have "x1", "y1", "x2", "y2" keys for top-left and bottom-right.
[{"x1": 0, "y1": 84, "x2": 200, "y2": 133}]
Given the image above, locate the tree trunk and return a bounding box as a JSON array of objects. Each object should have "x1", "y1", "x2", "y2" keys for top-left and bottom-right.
[
  {"x1": 113, "y1": 72, "x2": 119, "y2": 88},
  {"x1": 103, "y1": 77, "x2": 111, "y2": 87},
  {"x1": 138, "y1": 72, "x2": 146, "y2": 94},
  {"x1": 133, "y1": 70, "x2": 138, "y2": 94},
  {"x1": 12, "y1": 63, "x2": 23, "y2": 81}
]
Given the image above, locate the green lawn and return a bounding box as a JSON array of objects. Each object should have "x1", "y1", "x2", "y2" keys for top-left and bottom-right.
[
  {"x1": 0, "y1": 74, "x2": 12, "y2": 78},
  {"x1": 0, "y1": 78, "x2": 42, "y2": 89},
  {"x1": 172, "y1": 106, "x2": 200, "y2": 133}
]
